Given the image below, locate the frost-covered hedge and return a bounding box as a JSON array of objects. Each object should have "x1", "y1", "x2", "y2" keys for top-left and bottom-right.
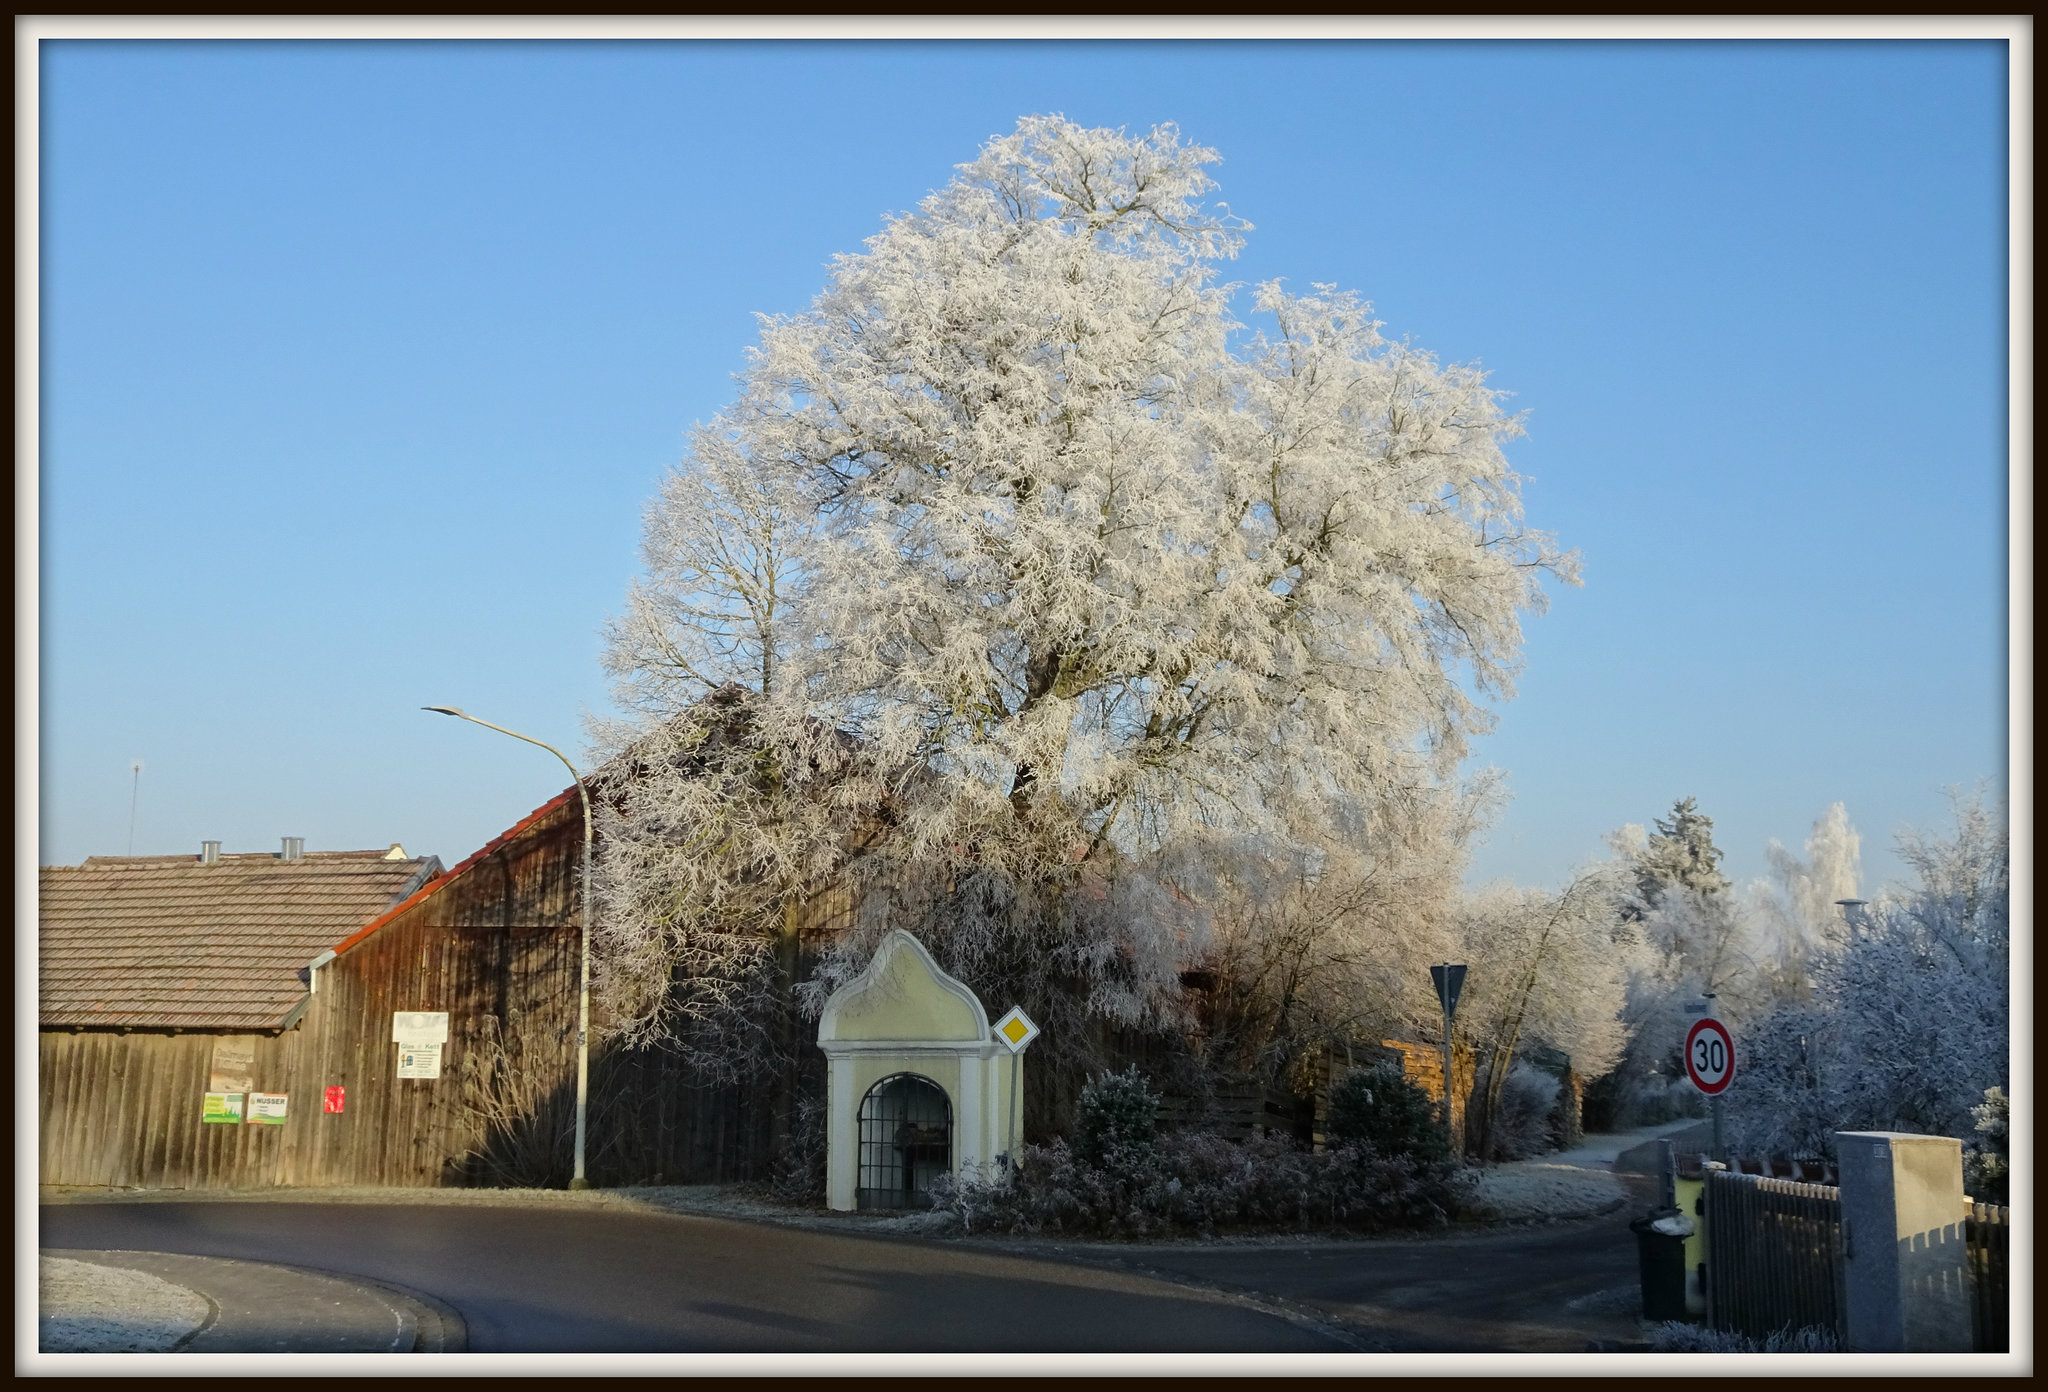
[
  {"x1": 933, "y1": 1066, "x2": 1473, "y2": 1238},
  {"x1": 935, "y1": 1132, "x2": 1474, "y2": 1238}
]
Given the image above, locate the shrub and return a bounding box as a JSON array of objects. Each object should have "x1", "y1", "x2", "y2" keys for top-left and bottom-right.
[
  {"x1": 1964, "y1": 1086, "x2": 2008, "y2": 1205},
  {"x1": 1648, "y1": 1321, "x2": 1838, "y2": 1353},
  {"x1": 1071, "y1": 1066, "x2": 1162, "y2": 1170},
  {"x1": 1325, "y1": 1063, "x2": 1450, "y2": 1165},
  {"x1": 769, "y1": 1091, "x2": 829, "y2": 1205},
  {"x1": 1491, "y1": 1064, "x2": 1563, "y2": 1161},
  {"x1": 934, "y1": 1126, "x2": 1476, "y2": 1239},
  {"x1": 1618, "y1": 1072, "x2": 1703, "y2": 1130},
  {"x1": 1581, "y1": 1069, "x2": 1624, "y2": 1134}
]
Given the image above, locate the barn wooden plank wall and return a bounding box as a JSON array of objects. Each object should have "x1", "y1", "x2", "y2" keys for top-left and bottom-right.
[
  {"x1": 42, "y1": 796, "x2": 853, "y2": 1190},
  {"x1": 40, "y1": 1030, "x2": 302, "y2": 1187}
]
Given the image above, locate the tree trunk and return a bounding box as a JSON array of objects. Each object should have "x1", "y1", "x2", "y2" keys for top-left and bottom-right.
[{"x1": 1474, "y1": 885, "x2": 1582, "y2": 1160}]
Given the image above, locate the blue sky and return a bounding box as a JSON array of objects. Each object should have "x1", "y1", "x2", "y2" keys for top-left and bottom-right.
[{"x1": 34, "y1": 39, "x2": 2012, "y2": 895}]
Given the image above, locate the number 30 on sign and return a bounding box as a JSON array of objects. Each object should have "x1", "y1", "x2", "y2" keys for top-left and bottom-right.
[{"x1": 1685, "y1": 1017, "x2": 1735, "y2": 1095}]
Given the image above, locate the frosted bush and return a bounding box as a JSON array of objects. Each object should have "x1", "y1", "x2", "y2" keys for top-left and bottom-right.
[
  {"x1": 1489, "y1": 1063, "x2": 1562, "y2": 1160},
  {"x1": 1326, "y1": 1063, "x2": 1450, "y2": 1165},
  {"x1": 1649, "y1": 1321, "x2": 1839, "y2": 1353},
  {"x1": 934, "y1": 1133, "x2": 1472, "y2": 1239},
  {"x1": 1964, "y1": 1086, "x2": 2008, "y2": 1204}
]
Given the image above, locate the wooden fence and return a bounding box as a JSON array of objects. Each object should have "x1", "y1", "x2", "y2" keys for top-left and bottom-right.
[
  {"x1": 1966, "y1": 1200, "x2": 2009, "y2": 1353},
  {"x1": 1704, "y1": 1170, "x2": 2010, "y2": 1352},
  {"x1": 1705, "y1": 1169, "x2": 1845, "y2": 1341}
]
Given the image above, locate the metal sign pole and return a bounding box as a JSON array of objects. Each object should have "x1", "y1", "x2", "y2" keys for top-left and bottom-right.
[
  {"x1": 1703, "y1": 993, "x2": 1726, "y2": 1163},
  {"x1": 1429, "y1": 963, "x2": 1467, "y2": 1157},
  {"x1": 992, "y1": 1005, "x2": 1038, "y2": 1176},
  {"x1": 1009, "y1": 1049, "x2": 1021, "y2": 1168},
  {"x1": 1442, "y1": 1000, "x2": 1456, "y2": 1153}
]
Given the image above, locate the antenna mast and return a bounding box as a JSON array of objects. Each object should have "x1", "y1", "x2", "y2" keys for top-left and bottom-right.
[{"x1": 127, "y1": 760, "x2": 143, "y2": 855}]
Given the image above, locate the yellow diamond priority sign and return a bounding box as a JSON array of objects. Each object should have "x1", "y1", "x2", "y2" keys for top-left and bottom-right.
[{"x1": 994, "y1": 1005, "x2": 1039, "y2": 1054}]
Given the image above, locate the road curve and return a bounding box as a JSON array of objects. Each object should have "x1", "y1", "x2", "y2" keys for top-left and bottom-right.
[{"x1": 39, "y1": 1201, "x2": 1352, "y2": 1354}]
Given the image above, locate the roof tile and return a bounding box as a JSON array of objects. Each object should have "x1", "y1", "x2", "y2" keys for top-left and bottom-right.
[{"x1": 38, "y1": 849, "x2": 441, "y2": 1030}]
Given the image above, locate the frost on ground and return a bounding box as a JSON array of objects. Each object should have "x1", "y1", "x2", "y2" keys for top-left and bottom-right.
[
  {"x1": 39, "y1": 1256, "x2": 210, "y2": 1353},
  {"x1": 1471, "y1": 1160, "x2": 1626, "y2": 1223}
]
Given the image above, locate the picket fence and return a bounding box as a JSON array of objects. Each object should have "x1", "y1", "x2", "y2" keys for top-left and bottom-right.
[
  {"x1": 1704, "y1": 1169, "x2": 1844, "y2": 1340},
  {"x1": 1965, "y1": 1199, "x2": 2009, "y2": 1354}
]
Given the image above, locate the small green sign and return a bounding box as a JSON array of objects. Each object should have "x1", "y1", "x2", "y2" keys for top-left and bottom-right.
[{"x1": 203, "y1": 1092, "x2": 245, "y2": 1124}]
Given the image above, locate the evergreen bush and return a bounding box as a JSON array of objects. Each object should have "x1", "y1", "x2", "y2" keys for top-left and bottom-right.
[
  {"x1": 1325, "y1": 1062, "x2": 1450, "y2": 1164},
  {"x1": 1070, "y1": 1066, "x2": 1163, "y2": 1170}
]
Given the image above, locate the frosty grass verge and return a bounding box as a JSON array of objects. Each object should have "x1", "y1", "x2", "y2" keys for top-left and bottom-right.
[
  {"x1": 39, "y1": 1256, "x2": 211, "y2": 1354},
  {"x1": 1471, "y1": 1159, "x2": 1627, "y2": 1224}
]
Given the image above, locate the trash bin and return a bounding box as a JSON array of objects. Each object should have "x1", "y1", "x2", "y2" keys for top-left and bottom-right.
[{"x1": 1631, "y1": 1210, "x2": 1693, "y2": 1323}]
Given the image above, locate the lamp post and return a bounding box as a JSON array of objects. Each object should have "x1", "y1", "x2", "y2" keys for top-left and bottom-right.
[
  {"x1": 425, "y1": 705, "x2": 595, "y2": 1190},
  {"x1": 1834, "y1": 898, "x2": 1869, "y2": 941}
]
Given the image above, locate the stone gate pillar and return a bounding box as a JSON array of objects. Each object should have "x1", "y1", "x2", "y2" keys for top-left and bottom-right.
[{"x1": 1837, "y1": 1131, "x2": 1971, "y2": 1352}]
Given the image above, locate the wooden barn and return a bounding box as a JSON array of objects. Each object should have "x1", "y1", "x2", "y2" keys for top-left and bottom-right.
[
  {"x1": 295, "y1": 779, "x2": 850, "y2": 1189},
  {"x1": 37, "y1": 841, "x2": 443, "y2": 1188},
  {"x1": 38, "y1": 781, "x2": 850, "y2": 1191}
]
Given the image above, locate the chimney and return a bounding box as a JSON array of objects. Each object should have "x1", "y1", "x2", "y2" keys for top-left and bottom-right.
[
  {"x1": 281, "y1": 837, "x2": 305, "y2": 862},
  {"x1": 200, "y1": 840, "x2": 222, "y2": 865}
]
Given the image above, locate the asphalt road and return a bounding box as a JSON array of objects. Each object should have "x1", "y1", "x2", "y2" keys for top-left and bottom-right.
[
  {"x1": 1086, "y1": 1197, "x2": 1652, "y2": 1353},
  {"x1": 39, "y1": 1201, "x2": 1352, "y2": 1354}
]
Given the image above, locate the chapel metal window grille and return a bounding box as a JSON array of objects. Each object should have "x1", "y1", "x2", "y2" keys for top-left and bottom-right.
[{"x1": 857, "y1": 1073, "x2": 952, "y2": 1210}]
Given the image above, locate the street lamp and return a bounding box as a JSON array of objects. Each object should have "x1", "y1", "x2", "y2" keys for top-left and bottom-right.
[
  {"x1": 1834, "y1": 898, "x2": 1869, "y2": 940},
  {"x1": 425, "y1": 705, "x2": 595, "y2": 1190}
]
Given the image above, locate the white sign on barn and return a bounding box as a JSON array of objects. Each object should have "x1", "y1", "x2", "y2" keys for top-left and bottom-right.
[{"x1": 393, "y1": 1011, "x2": 450, "y2": 1080}]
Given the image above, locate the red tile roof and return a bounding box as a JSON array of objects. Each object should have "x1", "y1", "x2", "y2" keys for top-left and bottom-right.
[
  {"x1": 331, "y1": 784, "x2": 581, "y2": 958},
  {"x1": 39, "y1": 849, "x2": 441, "y2": 1031}
]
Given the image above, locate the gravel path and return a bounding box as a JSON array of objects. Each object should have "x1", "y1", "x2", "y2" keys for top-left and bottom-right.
[{"x1": 39, "y1": 1255, "x2": 211, "y2": 1353}]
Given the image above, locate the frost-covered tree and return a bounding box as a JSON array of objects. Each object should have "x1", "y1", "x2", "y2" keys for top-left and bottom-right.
[
  {"x1": 1629, "y1": 797, "x2": 1733, "y2": 909},
  {"x1": 1723, "y1": 787, "x2": 2009, "y2": 1159},
  {"x1": 588, "y1": 687, "x2": 871, "y2": 1082},
  {"x1": 601, "y1": 428, "x2": 815, "y2": 717},
  {"x1": 767, "y1": 117, "x2": 1569, "y2": 856},
  {"x1": 1751, "y1": 802, "x2": 1862, "y2": 1002},
  {"x1": 1454, "y1": 864, "x2": 1639, "y2": 1158},
  {"x1": 1175, "y1": 773, "x2": 1489, "y2": 1091},
  {"x1": 1614, "y1": 797, "x2": 1762, "y2": 1005},
  {"x1": 595, "y1": 117, "x2": 1574, "y2": 1089},
  {"x1": 1587, "y1": 803, "x2": 1754, "y2": 1131}
]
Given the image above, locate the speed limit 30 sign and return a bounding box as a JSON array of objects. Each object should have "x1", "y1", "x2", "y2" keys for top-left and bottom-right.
[{"x1": 1685, "y1": 1017, "x2": 1735, "y2": 1095}]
